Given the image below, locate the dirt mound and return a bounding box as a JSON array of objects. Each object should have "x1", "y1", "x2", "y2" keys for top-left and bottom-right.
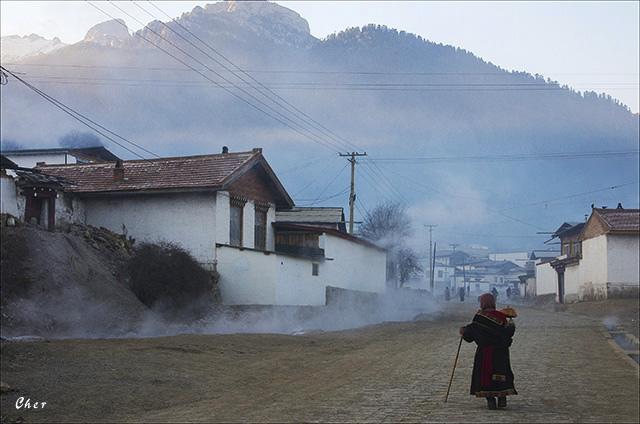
[{"x1": 1, "y1": 225, "x2": 155, "y2": 338}]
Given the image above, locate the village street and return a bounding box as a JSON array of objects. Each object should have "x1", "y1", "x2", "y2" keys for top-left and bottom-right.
[{"x1": 1, "y1": 303, "x2": 638, "y2": 423}]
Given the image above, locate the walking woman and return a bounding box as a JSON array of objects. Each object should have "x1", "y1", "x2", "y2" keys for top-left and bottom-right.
[{"x1": 459, "y1": 293, "x2": 517, "y2": 409}]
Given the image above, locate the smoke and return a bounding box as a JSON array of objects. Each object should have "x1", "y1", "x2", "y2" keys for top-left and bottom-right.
[
  {"x1": 0, "y1": 139, "x2": 24, "y2": 152},
  {"x1": 128, "y1": 286, "x2": 444, "y2": 338},
  {"x1": 58, "y1": 130, "x2": 104, "y2": 148},
  {"x1": 2, "y1": 285, "x2": 444, "y2": 340}
]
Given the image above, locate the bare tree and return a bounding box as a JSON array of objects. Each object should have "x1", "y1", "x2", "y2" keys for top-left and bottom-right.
[
  {"x1": 359, "y1": 201, "x2": 411, "y2": 246},
  {"x1": 359, "y1": 202, "x2": 421, "y2": 287}
]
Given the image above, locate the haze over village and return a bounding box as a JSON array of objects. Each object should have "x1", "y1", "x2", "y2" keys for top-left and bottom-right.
[{"x1": 0, "y1": 1, "x2": 638, "y2": 423}]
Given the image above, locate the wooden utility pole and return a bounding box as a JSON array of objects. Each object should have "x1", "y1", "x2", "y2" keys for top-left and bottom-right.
[
  {"x1": 339, "y1": 152, "x2": 367, "y2": 234},
  {"x1": 425, "y1": 224, "x2": 437, "y2": 291}
]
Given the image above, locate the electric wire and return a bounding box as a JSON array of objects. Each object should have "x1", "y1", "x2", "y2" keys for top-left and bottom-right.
[
  {"x1": 0, "y1": 66, "x2": 159, "y2": 160},
  {"x1": 86, "y1": 1, "x2": 341, "y2": 153},
  {"x1": 143, "y1": 0, "x2": 363, "y2": 153}
]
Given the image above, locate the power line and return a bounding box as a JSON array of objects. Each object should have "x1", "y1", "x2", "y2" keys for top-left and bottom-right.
[
  {"x1": 18, "y1": 77, "x2": 639, "y2": 92},
  {"x1": 5, "y1": 63, "x2": 637, "y2": 77},
  {"x1": 0, "y1": 66, "x2": 159, "y2": 160},
  {"x1": 144, "y1": 0, "x2": 363, "y2": 153},
  {"x1": 306, "y1": 163, "x2": 349, "y2": 206},
  {"x1": 86, "y1": 1, "x2": 341, "y2": 154},
  {"x1": 296, "y1": 186, "x2": 350, "y2": 204},
  {"x1": 498, "y1": 181, "x2": 640, "y2": 212},
  {"x1": 367, "y1": 150, "x2": 640, "y2": 163}
]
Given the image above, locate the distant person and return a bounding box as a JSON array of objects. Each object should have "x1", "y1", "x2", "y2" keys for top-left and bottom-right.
[
  {"x1": 445, "y1": 286, "x2": 450, "y2": 301},
  {"x1": 467, "y1": 285, "x2": 470, "y2": 296},
  {"x1": 459, "y1": 293, "x2": 517, "y2": 409},
  {"x1": 491, "y1": 287, "x2": 499, "y2": 300},
  {"x1": 506, "y1": 287, "x2": 512, "y2": 299},
  {"x1": 459, "y1": 286, "x2": 465, "y2": 302}
]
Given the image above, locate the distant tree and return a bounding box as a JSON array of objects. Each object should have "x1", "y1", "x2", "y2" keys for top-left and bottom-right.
[
  {"x1": 397, "y1": 247, "x2": 422, "y2": 287},
  {"x1": 359, "y1": 201, "x2": 411, "y2": 247},
  {"x1": 359, "y1": 202, "x2": 420, "y2": 287},
  {"x1": 58, "y1": 131, "x2": 103, "y2": 148}
]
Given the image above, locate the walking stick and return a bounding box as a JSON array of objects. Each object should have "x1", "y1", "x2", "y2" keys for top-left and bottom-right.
[{"x1": 444, "y1": 335, "x2": 463, "y2": 403}]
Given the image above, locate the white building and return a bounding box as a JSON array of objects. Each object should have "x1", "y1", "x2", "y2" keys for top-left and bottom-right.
[
  {"x1": 2, "y1": 146, "x2": 120, "y2": 168},
  {"x1": 27, "y1": 148, "x2": 387, "y2": 306},
  {"x1": 541, "y1": 207, "x2": 639, "y2": 303}
]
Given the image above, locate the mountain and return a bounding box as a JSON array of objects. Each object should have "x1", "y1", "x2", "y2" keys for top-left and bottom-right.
[
  {"x1": 83, "y1": 19, "x2": 131, "y2": 47},
  {"x1": 0, "y1": 34, "x2": 67, "y2": 62},
  {"x1": 1, "y1": 1, "x2": 638, "y2": 250}
]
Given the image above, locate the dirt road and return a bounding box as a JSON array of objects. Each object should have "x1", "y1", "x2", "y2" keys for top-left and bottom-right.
[{"x1": 1, "y1": 304, "x2": 638, "y2": 423}]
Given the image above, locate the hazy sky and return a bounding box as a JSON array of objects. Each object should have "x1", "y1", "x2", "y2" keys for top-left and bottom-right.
[{"x1": 1, "y1": 0, "x2": 638, "y2": 111}]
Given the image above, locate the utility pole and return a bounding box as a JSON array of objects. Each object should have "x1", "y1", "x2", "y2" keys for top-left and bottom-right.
[
  {"x1": 425, "y1": 224, "x2": 437, "y2": 292},
  {"x1": 339, "y1": 152, "x2": 367, "y2": 234}
]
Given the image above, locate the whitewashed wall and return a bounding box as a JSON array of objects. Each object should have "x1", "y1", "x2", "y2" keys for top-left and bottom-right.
[
  {"x1": 216, "y1": 232, "x2": 387, "y2": 306},
  {"x1": 216, "y1": 245, "x2": 278, "y2": 305},
  {"x1": 243, "y1": 200, "x2": 255, "y2": 249},
  {"x1": 322, "y1": 234, "x2": 387, "y2": 294},
  {"x1": 275, "y1": 255, "x2": 326, "y2": 305},
  {"x1": 5, "y1": 153, "x2": 76, "y2": 168},
  {"x1": 577, "y1": 235, "x2": 609, "y2": 300},
  {"x1": 535, "y1": 261, "x2": 557, "y2": 296},
  {"x1": 607, "y1": 234, "x2": 639, "y2": 287},
  {"x1": 0, "y1": 175, "x2": 19, "y2": 217},
  {"x1": 266, "y1": 205, "x2": 276, "y2": 251},
  {"x1": 82, "y1": 192, "x2": 217, "y2": 265}
]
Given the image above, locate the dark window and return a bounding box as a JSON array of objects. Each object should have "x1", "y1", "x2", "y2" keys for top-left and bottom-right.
[
  {"x1": 312, "y1": 263, "x2": 319, "y2": 276},
  {"x1": 254, "y1": 207, "x2": 267, "y2": 250},
  {"x1": 230, "y1": 198, "x2": 245, "y2": 247}
]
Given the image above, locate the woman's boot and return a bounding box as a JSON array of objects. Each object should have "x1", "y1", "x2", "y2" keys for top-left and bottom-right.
[
  {"x1": 497, "y1": 396, "x2": 507, "y2": 408},
  {"x1": 486, "y1": 397, "x2": 497, "y2": 410}
]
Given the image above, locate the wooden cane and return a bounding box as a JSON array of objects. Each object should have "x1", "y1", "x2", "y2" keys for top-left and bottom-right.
[{"x1": 444, "y1": 335, "x2": 463, "y2": 403}]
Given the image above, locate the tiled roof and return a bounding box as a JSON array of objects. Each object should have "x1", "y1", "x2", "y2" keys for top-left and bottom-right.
[
  {"x1": 37, "y1": 151, "x2": 258, "y2": 193},
  {"x1": 594, "y1": 208, "x2": 640, "y2": 232}
]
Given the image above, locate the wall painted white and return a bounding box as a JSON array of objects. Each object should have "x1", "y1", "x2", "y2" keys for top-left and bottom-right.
[
  {"x1": 266, "y1": 205, "x2": 276, "y2": 251},
  {"x1": 576, "y1": 235, "x2": 609, "y2": 300},
  {"x1": 216, "y1": 232, "x2": 387, "y2": 306},
  {"x1": 535, "y1": 261, "x2": 557, "y2": 296},
  {"x1": 82, "y1": 192, "x2": 217, "y2": 265},
  {"x1": 5, "y1": 153, "x2": 77, "y2": 168},
  {"x1": 243, "y1": 200, "x2": 255, "y2": 249},
  {"x1": 322, "y1": 234, "x2": 387, "y2": 294},
  {"x1": 0, "y1": 175, "x2": 19, "y2": 217},
  {"x1": 215, "y1": 191, "x2": 230, "y2": 246},
  {"x1": 607, "y1": 234, "x2": 640, "y2": 287},
  {"x1": 275, "y1": 255, "x2": 326, "y2": 305},
  {"x1": 217, "y1": 245, "x2": 278, "y2": 305}
]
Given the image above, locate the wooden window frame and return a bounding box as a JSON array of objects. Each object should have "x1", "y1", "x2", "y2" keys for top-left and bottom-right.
[
  {"x1": 230, "y1": 197, "x2": 246, "y2": 247},
  {"x1": 254, "y1": 204, "x2": 268, "y2": 251}
]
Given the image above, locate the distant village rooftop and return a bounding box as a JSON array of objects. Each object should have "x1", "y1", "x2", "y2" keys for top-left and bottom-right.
[{"x1": 2, "y1": 146, "x2": 120, "y2": 163}]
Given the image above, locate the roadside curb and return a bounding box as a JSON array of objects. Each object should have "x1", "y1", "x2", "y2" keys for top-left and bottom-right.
[{"x1": 601, "y1": 326, "x2": 639, "y2": 371}]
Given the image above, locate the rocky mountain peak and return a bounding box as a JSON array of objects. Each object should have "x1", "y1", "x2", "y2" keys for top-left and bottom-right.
[
  {"x1": 83, "y1": 19, "x2": 131, "y2": 47},
  {"x1": 177, "y1": 1, "x2": 315, "y2": 48}
]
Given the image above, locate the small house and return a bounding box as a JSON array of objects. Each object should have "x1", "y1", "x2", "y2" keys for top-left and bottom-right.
[{"x1": 33, "y1": 147, "x2": 387, "y2": 306}]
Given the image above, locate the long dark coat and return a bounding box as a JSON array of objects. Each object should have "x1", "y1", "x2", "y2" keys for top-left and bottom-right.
[{"x1": 462, "y1": 310, "x2": 517, "y2": 397}]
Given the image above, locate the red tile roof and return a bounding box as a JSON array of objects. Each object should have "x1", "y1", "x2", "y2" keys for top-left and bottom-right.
[
  {"x1": 38, "y1": 150, "x2": 258, "y2": 193},
  {"x1": 594, "y1": 208, "x2": 640, "y2": 232}
]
